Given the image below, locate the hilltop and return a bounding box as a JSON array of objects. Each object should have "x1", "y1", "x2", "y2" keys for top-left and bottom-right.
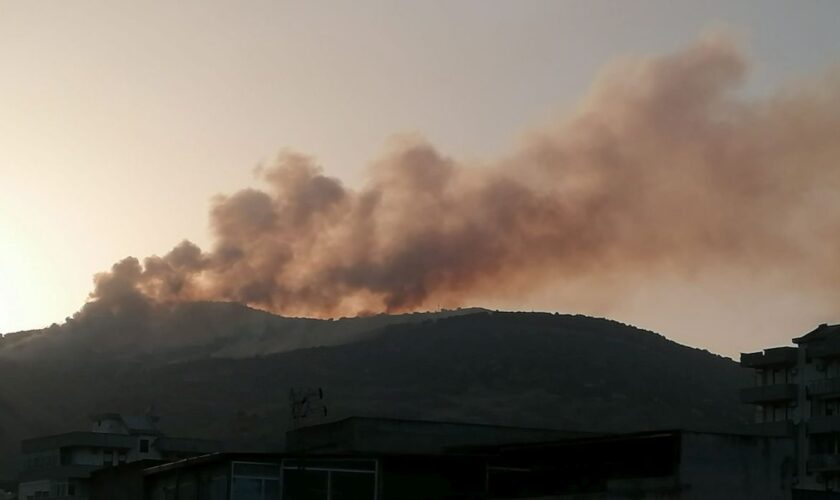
[{"x1": 0, "y1": 304, "x2": 750, "y2": 476}]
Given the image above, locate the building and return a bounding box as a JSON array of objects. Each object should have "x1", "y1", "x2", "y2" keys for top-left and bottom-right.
[
  {"x1": 89, "y1": 460, "x2": 161, "y2": 500},
  {"x1": 139, "y1": 451, "x2": 494, "y2": 500},
  {"x1": 741, "y1": 323, "x2": 840, "y2": 495},
  {"x1": 18, "y1": 413, "x2": 220, "y2": 500},
  {"x1": 485, "y1": 429, "x2": 794, "y2": 499},
  {"x1": 119, "y1": 417, "x2": 587, "y2": 500},
  {"x1": 285, "y1": 416, "x2": 589, "y2": 454},
  {"x1": 0, "y1": 480, "x2": 15, "y2": 500},
  {"x1": 79, "y1": 416, "x2": 803, "y2": 499}
]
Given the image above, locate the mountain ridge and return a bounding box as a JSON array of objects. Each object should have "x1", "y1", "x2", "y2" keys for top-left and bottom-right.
[{"x1": 0, "y1": 304, "x2": 750, "y2": 478}]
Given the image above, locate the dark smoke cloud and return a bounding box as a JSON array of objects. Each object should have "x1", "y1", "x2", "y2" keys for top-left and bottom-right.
[{"x1": 80, "y1": 36, "x2": 840, "y2": 320}]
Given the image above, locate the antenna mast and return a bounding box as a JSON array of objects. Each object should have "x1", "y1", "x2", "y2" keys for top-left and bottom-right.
[{"x1": 289, "y1": 387, "x2": 328, "y2": 430}]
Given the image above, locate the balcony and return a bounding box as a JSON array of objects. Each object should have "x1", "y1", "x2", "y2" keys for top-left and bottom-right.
[
  {"x1": 808, "y1": 454, "x2": 840, "y2": 473},
  {"x1": 809, "y1": 416, "x2": 840, "y2": 434},
  {"x1": 808, "y1": 378, "x2": 840, "y2": 398},
  {"x1": 21, "y1": 431, "x2": 134, "y2": 453},
  {"x1": 808, "y1": 340, "x2": 840, "y2": 360},
  {"x1": 741, "y1": 347, "x2": 798, "y2": 368},
  {"x1": 742, "y1": 420, "x2": 795, "y2": 437},
  {"x1": 740, "y1": 384, "x2": 798, "y2": 404},
  {"x1": 18, "y1": 464, "x2": 100, "y2": 481}
]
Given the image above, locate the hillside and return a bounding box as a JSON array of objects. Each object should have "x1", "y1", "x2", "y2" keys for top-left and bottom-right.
[
  {"x1": 0, "y1": 302, "x2": 485, "y2": 361},
  {"x1": 0, "y1": 306, "x2": 751, "y2": 477}
]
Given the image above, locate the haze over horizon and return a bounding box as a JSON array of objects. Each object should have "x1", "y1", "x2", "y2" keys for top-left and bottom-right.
[{"x1": 3, "y1": 1, "x2": 840, "y2": 357}]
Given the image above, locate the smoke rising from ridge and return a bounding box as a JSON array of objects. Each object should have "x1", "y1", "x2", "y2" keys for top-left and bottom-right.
[{"x1": 81, "y1": 36, "x2": 840, "y2": 320}]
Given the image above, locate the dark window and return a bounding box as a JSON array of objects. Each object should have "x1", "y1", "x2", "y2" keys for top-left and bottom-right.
[
  {"x1": 826, "y1": 399, "x2": 840, "y2": 417},
  {"x1": 231, "y1": 461, "x2": 282, "y2": 500},
  {"x1": 139, "y1": 439, "x2": 150, "y2": 453},
  {"x1": 331, "y1": 471, "x2": 376, "y2": 499},
  {"x1": 233, "y1": 463, "x2": 279, "y2": 478},
  {"x1": 282, "y1": 460, "x2": 376, "y2": 500},
  {"x1": 283, "y1": 469, "x2": 328, "y2": 500}
]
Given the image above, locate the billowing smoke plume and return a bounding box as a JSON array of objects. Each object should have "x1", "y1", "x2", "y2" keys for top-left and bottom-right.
[{"x1": 81, "y1": 36, "x2": 840, "y2": 320}]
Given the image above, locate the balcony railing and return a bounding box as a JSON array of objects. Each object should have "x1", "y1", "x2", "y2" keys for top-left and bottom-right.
[
  {"x1": 18, "y1": 464, "x2": 100, "y2": 482},
  {"x1": 21, "y1": 431, "x2": 134, "y2": 453},
  {"x1": 809, "y1": 454, "x2": 840, "y2": 473},
  {"x1": 808, "y1": 340, "x2": 840, "y2": 360},
  {"x1": 809, "y1": 416, "x2": 840, "y2": 434},
  {"x1": 742, "y1": 420, "x2": 795, "y2": 437},
  {"x1": 740, "y1": 347, "x2": 798, "y2": 368},
  {"x1": 740, "y1": 384, "x2": 798, "y2": 404},
  {"x1": 808, "y1": 378, "x2": 840, "y2": 398}
]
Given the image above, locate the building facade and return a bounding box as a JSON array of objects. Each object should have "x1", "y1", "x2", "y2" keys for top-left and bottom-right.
[
  {"x1": 81, "y1": 417, "x2": 802, "y2": 499},
  {"x1": 741, "y1": 323, "x2": 840, "y2": 494},
  {"x1": 18, "y1": 413, "x2": 219, "y2": 500},
  {"x1": 140, "y1": 452, "x2": 489, "y2": 500},
  {"x1": 487, "y1": 430, "x2": 794, "y2": 499}
]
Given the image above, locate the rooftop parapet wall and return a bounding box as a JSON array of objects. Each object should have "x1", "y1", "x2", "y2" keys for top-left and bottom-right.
[
  {"x1": 286, "y1": 416, "x2": 590, "y2": 454},
  {"x1": 22, "y1": 432, "x2": 136, "y2": 454},
  {"x1": 740, "y1": 347, "x2": 798, "y2": 368}
]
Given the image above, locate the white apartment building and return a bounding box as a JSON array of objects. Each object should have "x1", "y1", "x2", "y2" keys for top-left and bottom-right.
[
  {"x1": 741, "y1": 323, "x2": 840, "y2": 494},
  {"x1": 18, "y1": 413, "x2": 219, "y2": 500}
]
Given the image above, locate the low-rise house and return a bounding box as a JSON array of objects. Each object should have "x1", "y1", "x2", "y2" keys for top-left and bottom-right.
[
  {"x1": 18, "y1": 413, "x2": 219, "y2": 500},
  {"x1": 0, "y1": 480, "x2": 15, "y2": 500}
]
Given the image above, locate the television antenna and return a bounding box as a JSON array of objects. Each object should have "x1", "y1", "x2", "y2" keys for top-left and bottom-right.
[{"x1": 289, "y1": 387, "x2": 327, "y2": 429}]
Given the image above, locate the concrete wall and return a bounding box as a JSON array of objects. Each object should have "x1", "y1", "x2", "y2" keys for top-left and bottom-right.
[
  {"x1": 64, "y1": 435, "x2": 165, "y2": 465},
  {"x1": 288, "y1": 417, "x2": 586, "y2": 454},
  {"x1": 91, "y1": 460, "x2": 163, "y2": 500},
  {"x1": 17, "y1": 480, "x2": 50, "y2": 500},
  {"x1": 127, "y1": 435, "x2": 164, "y2": 462},
  {"x1": 679, "y1": 432, "x2": 794, "y2": 500}
]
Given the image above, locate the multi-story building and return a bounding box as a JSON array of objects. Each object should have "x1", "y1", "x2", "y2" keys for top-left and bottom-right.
[
  {"x1": 741, "y1": 323, "x2": 840, "y2": 494},
  {"x1": 18, "y1": 413, "x2": 219, "y2": 500}
]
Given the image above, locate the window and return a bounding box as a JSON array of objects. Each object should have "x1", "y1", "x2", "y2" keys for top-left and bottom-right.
[
  {"x1": 231, "y1": 461, "x2": 281, "y2": 500},
  {"x1": 826, "y1": 399, "x2": 840, "y2": 417},
  {"x1": 54, "y1": 481, "x2": 77, "y2": 497},
  {"x1": 139, "y1": 439, "x2": 150, "y2": 453},
  {"x1": 282, "y1": 459, "x2": 376, "y2": 500},
  {"x1": 208, "y1": 475, "x2": 227, "y2": 500}
]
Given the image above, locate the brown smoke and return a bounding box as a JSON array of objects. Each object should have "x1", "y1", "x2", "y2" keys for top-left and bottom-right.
[{"x1": 81, "y1": 36, "x2": 840, "y2": 320}]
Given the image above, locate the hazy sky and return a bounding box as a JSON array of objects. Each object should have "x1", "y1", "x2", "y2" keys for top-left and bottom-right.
[{"x1": 2, "y1": 1, "x2": 839, "y2": 356}]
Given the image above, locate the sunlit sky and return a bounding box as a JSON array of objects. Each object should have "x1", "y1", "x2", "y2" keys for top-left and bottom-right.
[{"x1": 1, "y1": 1, "x2": 839, "y2": 356}]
